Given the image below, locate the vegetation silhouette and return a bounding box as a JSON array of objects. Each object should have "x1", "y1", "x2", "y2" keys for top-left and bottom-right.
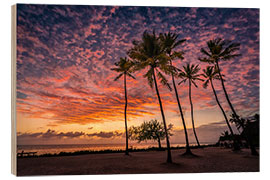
[
  {"x1": 159, "y1": 32, "x2": 193, "y2": 155},
  {"x1": 202, "y1": 66, "x2": 239, "y2": 150},
  {"x1": 178, "y1": 63, "x2": 203, "y2": 147},
  {"x1": 111, "y1": 57, "x2": 135, "y2": 155},
  {"x1": 129, "y1": 119, "x2": 173, "y2": 149},
  {"x1": 199, "y1": 39, "x2": 241, "y2": 119},
  {"x1": 108, "y1": 32, "x2": 258, "y2": 160},
  {"x1": 230, "y1": 114, "x2": 259, "y2": 155},
  {"x1": 199, "y1": 38, "x2": 242, "y2": 150},
  {"x1": 128, "y1": 31, "x2": 173, "y2": 163},
  {"x1": 218, "y1": 131, "x2": 233, "y2": 148}
]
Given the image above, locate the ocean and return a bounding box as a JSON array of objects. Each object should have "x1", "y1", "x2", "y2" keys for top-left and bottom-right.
[{"x1": 17, "y1": 143, "x2": 211, "y2": 155}]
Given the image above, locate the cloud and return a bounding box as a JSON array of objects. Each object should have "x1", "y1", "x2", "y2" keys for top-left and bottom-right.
[
  {"x1": 17, "y1": 129, "x2": 85, "y2": 139},
  {"x1": 86, "y1": 131, "x2": 123, "y2": 138},
  {"x1": 17, "y1": 129, "x2": 123, "y2": 142},
  {"x1": 16, "y1": 5, "x2": 259, "y2": 134}
]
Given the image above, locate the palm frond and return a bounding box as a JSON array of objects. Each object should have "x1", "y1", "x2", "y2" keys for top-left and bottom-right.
[
  {"x1": 171, "y1": 51, "x2": 184, "y2": 60},
  {"x1": 198, "y1": 57, "x2": 215, "y2": 64},
  {"x1": 159, "y1": 64, "x2": 171, "y2": 75},
  {"x1": 194, "y1": 77, "x2": 204, "y2": 81},
  {"x1": 200, "y1": 48, "x2": 212, "y2": 57},
  {"x1": 178, "y1": 79, "x2": 187, "y2": 85},
  {"x1": 157, "y1": 70, "x2": 172, "y2": 91},
  {"x1": 220, "y1": 43, "x2": 240, "y2": 57},
  {"x1": 168, "y1": 65, "x2": 179, "y2": 76},
  {"x1": 191, "y1": 80, "x2": 198, "y2": 88},
  {"x1": 114, "y1": 73, "x2": 123, "y2": 81},
  {"x1": 111, "y1": 67, "x2": 122, "y2": 72},
  {"x1": 172, "y1": 39, "x2": 186, "y2": 49},
  {"x1": 221, "y1": 54, "x2": 241, "y2": 61},
  {"x1": 203, "y1": 79, "x2": 209, "y2": 89},
  {"x1": 127, "y1": 73, "x2": 136, "y2": 79},
  {"x1": 143, "y1": 68, "x2": 154, "y2": 88},
  {"x1": 156, "y1": 53, "x2": 170, "y2": 66}
]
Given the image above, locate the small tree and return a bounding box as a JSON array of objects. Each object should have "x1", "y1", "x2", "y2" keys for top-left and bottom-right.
[{"x1": 129, "y1": 119, "x2": 173, "y2": 149}]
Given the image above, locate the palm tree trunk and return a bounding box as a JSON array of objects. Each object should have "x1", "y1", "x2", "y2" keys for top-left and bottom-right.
[
  {"x1": 216, "y1": 60, "x2": 238, "y2": 118},
  {"x1": 215, "y1": 61, "x2": 241, "y2": 150},
  {"x1": 153, "y1": 68, "x2": 172, "y2": 163},
  {"x1": 170, "y1": 60, "x2": 191, "y2": 154},
  {"x1": 210, "y1": 79, "x2": 234, "y2": 136},
  {"x1": 189, "y1": 79, "x2": 200, "y2": 147},
  {"x1": 157, "y1": 137, "x2": 162, "y2": 149},
  {"x1": 210, "y1": 79, "x2": 241, "y2": 150},
  {"x1": 124, "y1": 73, "x2": 129, "y2": 155}
]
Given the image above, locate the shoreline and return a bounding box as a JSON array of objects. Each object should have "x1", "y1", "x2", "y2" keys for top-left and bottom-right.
[{"x1": 17, "y1": 144, "x2": 217, "y2": 158}]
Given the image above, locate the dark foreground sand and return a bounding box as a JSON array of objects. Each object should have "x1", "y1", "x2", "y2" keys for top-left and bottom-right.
[{"x1": 17, "y1": 147, "x2": 259, "y2": 176}]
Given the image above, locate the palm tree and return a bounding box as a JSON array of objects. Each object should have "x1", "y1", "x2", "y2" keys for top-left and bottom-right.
[
  {"x1": 202, "y1": 66, "x2": 236, "y2": 142},
  {"x1": 178, "y1": 63, "x2": 203, "y2": 147},
  {"x1": 199, "y1": 38, "x2": 241, "y2": 120},
  {"x1": 159, "y1": 32, "x2": 193, "y2": 155},
  {"x1": 111, "y1": 57, "x2": 135, "y2": 155},
  {"x1": 128, "y1": 31, "x2": 173, "y2": 163}
]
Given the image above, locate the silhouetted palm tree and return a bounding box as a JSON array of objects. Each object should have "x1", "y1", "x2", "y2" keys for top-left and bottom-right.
[
  {"x1": 202, "y1": 66, "x2": 236, "y2": 141},
  {"x1": 178, "y1": 63, "x2": 203, "y2": 147},
  {"x1": 199, "y1": 38, "x2": 241, "y2": 120},
  {"x1": 128, "y1": 31, "x2": 173, "y2": 163},
  {"x1": 159, "y1": 32, "x2": 193, "y2": 155},
  {"x1": 111, "y1": 57, "x2": 135, "y2": 155}
]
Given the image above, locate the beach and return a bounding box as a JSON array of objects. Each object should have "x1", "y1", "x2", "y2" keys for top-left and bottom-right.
[{"x1": 17, "y1": 147, "x2": 259, "y2": 176}]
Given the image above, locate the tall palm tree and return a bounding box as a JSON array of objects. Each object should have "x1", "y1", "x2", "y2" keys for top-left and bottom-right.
[
  {"x1": 111, "y1": 57, "x2": 135, "y2": 155},
  {"x1": 159, "y1": 32, "x2": 193, "y2": 155},
  {"x1": 199, "y1": 38, "x2": 241, "y2": 120},
  {"x1": 128, "y1": 31, "x2": 173, "y2": 163},
  {"x1": 178, "y1": 63, "x2": 203, "y2": 147},
  {"x1": 202, "y1": 66, "x2": 236, "y2": 139}
]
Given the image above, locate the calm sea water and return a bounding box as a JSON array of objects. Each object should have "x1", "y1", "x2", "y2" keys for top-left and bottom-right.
[{"x1": 17, "y1": 143, "x2": 211, "y2": 155}]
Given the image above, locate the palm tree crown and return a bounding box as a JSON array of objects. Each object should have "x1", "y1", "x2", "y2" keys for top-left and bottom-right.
[
  {"x1": 201, "y1": 66, "x2": 221, "y2": 88},
  {"x1": 199, "y1": 38, "x2": 241, "y2": 63},
  {"x1": 128, "y1": 31, "x2": 172, "y2": 91},
  {"x1": 178, "y1": 63, "x2": 203, "y2": 86},
  {"x1": 159, "y1": 32, "x2": 185, "y2": 64},
  {"x1": 111, "y1": 57, "x2": 135, "y2": 81}
]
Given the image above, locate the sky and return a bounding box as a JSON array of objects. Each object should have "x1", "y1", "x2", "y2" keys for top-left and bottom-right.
[{"x1": 16, "y1": 4, "x2": 259, "y2": 145}]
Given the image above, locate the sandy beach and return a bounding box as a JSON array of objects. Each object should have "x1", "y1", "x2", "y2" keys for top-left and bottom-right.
[{"x1": 17, "y1": 147, "x2": 259, "y2": 176}]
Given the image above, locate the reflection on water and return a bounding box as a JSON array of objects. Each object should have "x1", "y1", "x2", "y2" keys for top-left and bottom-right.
[{"x1": 17, "y1": 143, "x2": 210, "y2": 155}]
